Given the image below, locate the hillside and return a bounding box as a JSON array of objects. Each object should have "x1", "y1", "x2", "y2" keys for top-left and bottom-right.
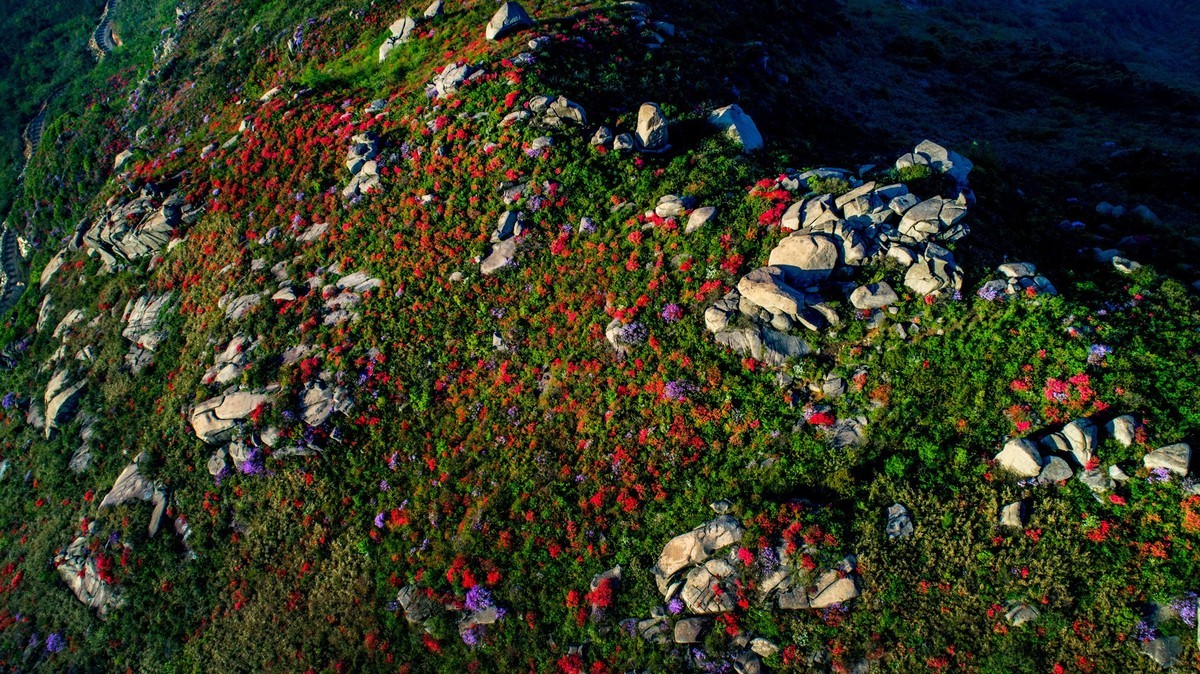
[{"x1": 0, "y1": 0, "x2": 1198, "y2": 672}]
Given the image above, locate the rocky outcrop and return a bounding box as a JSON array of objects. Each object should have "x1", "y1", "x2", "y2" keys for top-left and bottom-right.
[
  {"x1": 190, "y1": 391, "x2": 273, "y2": 444},
  {"x1": 0, "y1": 226, "x2": 27, "y2": 317},
  {"x1": 83, "y1": 189, "x2": 197, "y2": 268},
  {"x1": 379, "y1": 16, "x2": 416, "y2": 62},
  {"x1": 652, "y1": 514, "x2": 743, "y2": 582},
  {"x1": 54, "y1": 535, "x2": 125, "y2": 618},
  {"x1": 98, "y1": 453, "x2": 168, "y2": 536},
  {"x1": 44, "y1": 369, "x2": 85, "y2": 439},
  {"x1": 122, "y1": 293, "x2": 173, "y2": 374},
  {"x1": 995, "y1": 439, "x2": 1043, "y2": 478}
]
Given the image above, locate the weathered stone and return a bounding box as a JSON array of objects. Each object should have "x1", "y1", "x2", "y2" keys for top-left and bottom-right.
[
  {"x1": 686, "y1": 206, "x2": 717, "y2": 234},
  {"x1": 995, "y1": 439, "x2": 1043, "y2": 478},
  {"x1": 885, "y1": 503, "x2": 913, "y2": 539},
  {"x1": 999, "y1": 501, "x2": 1024, "y2": 528},
  {"x1": 653, "y1": 515, "x2": 743, "y2": 579},
  {"x1": 849, "y1": 282, "x2": 899, "y2": 310},
  {"x1": 44, "y1": 370, "x2": 85, "y2": 439},
  {"x1": 635, "y1": 103, "x2": 668, "y2": 152},
  {"x1": 680, "y1": 559, "x2": 737, "y2": 614},
  {"x1": 1039, "y1": 456, "x2": 1074, "y2": 482},
  {"x1": 736, "y1": 266, "x2": 809, "y2": 320},
  {"x1": 779, "y1": 566, "x2": 859, "y2": 609},
  {"x1": 708, "y1": 104, "x2": 762, "y2": 151},
  {"x1": 485, "y1": 1, "x2": 532, "y2": 40},
  {"x1": 1061, "y1": 418, "x2": 1098, "y2": 467},
  {"x1": 481, "y1": 238, "x2": 518, "y2": 275},
  {"x1": 1143, "y1": 443, "x2": 1190, "y2": 475},
  {"x1": 1079, "y1": 469, "x2": 1115, "y2": 493},
  {"x1": 397, "y1": 585, "x2": 439, "y2": 625},
  {"x1": 1005, "y1": 602, "x2": 1039, "y2": 627},
  {"x1": 998, "y1": 261, "x2": 1037, "y2": 278},
  {"x1": 1143, "y1": 636, "x2": 1181, "y2": 669},
  {"x1": 1106, "y1": 415, "x2": 1136, "y2": 447},
  {"x1": 55, "y1": 536, "x2": 124, "y2": 618},
  {"x1": 424, "y1": 0, "x2": 443, "y2": 18},
  {"x1": 750, "y1": 637, "x2": 778, "y2": 658},
  {"x1": 190, "y1": 391, "x2": 273, "y2": 444},
  {"x1": 767, "y1": 233, "x2": 838, "y2": 284}
]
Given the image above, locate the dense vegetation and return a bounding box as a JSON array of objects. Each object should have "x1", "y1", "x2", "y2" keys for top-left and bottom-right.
[{"x1": 0, "y1": 0, "x2": 1197, "y2": 672}]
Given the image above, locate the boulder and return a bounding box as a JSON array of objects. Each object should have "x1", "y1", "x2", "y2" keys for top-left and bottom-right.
[
  {"x1": 635, "y1": 103, "x2": 668, "y2": 152},
  {"x1": 1005, "y1": 602, "x2": 1039, "y2": 627},
  {"x1": 543, "y1": 96, "x2": 586, "y2": 127},
  {"x1": 673, "y1": 617, "x2": 707, "y2": 643},
  {"x1": 736, "y1": 267, "x2": 809, "y2": 320},
  {"x1": 485, "y1": 2, "x2": 532, "y2": 40},
  {"x1": 885, "y1": 503, "x2": 913, "y2": 539},
  {"x1": 1039, "y1": 456, "x2": 1074, "y2": 483},
  {"x1": 714, "y1": 326, "x2": 809, "y2": 366},
  {"x1": 680, "y1": 559, "x2": 738, "y2": 613},
  {"x1": 190, "y1": 391, "x2": 273, "y2": 444},
  {"x1": 999, "y1": 501, "x2": 1024, "y2": 528},
  {"x1": 910, "y1": 139, "x2": 973, "y2": 188},
  {"x1": 481, "y1": 238, "x2": 518, "y2": 275},
  {"x1": 1143, "y1": 636, "x2": 1181, "y2": 669},
  {"x1": 44, "y1": 370, "x2": 85, "y2": 439},
  {"x1": 995, "y1": 439, "x2": 1042, "y2": 478},
  {"x1": 113, "y1": 149, "x2": 134, "y2": 172},
  {"x1": 849, "y1": 282, "x2": 899, "y2": 310},
  {"x1": 778, "y1": 563, "x2": 859, "y2": 609},
  {"x1": 653, "y1": 515, "x2": 743, "y2": 579},
  {"x1": 767, "y1": 233, "x2": 838, "y2": 284},
  {"x1": 708, "y1": 104, "x2": 762, "y2": 151},
  {"x1": 1061, "y1": 418, "x2": 1098, "y2": 467},
  {"x1": 685, "y1": 206, "x2": 717, "y2": 234},
  {"x1": 55, "y1": 536, "x2": 124, "y2": 618},
  {"x1": 1105, "y1": 415, "x2": 1136, "y2": 447},
  {"x1": 424, "y1": 0, "x2": 443, "y2": 18},
  {"x1": 1143, "y1": 443, "x2": 1190, "y2": 475}
]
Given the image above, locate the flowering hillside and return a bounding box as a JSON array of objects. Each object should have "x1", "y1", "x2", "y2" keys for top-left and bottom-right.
[{"x1": 0, "y1": 0, "x2": 1198, "y2": 672}]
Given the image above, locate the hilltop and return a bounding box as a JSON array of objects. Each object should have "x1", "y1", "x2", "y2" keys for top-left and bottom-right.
[{"x1": 0, "y1": 0, "x2": 1198, "y2": 672}]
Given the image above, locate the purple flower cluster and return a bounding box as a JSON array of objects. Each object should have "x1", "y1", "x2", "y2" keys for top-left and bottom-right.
[
  {"x1": 465, "y1": 585, "x2": 496, "y2": 612},
  {"x1": 1132, "y1": 619, "x2": 1157, "y2": 642},
  {"x1": 1087, "y1": 343, "x2": 1112, "y2": 365},
  {"x1": 45, "y1": 632, "x2": 65, "y2": 653},
  {"x1": 1147, "y1": 467, "x2": 1173, "y2": 483},
  {"x1": 618, "y1": 322, "x2": 647, "y2": 345},
  {"x1": 977, "y1": 284, "x2": 1003, "y2": 301},
  {"x1": 579, "y1": 217, "x2": 596, "y2": 234},
  {"x1": 660, "y1": 303, "x2": 683, "y2": 323},
  {"x1": 1, "y1": 392, "x2": 17, "y2": 409},
  {"x1": 1170, "y1": 592, "x2": 1198, "y2": 628},
  {"x1": 663, "y1": 380, "x2": 695, "y2": 402}
]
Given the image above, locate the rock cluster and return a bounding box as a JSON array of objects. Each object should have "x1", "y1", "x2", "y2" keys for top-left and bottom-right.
[
  {"x1": 82, "y1": 185, "x2": 200, "y2": 268},
  {"x1": 978, "y1": 262, "x2": 1057, "y2": 300},
  {"x1": 44, "y1": 369, "x2": 85, "y2": 439},
  {"x1": 481, "y1": 211, "x2": 524, "y2": 275},
  {"x1": 706, "y1": 141, "x2": 973, "y2": 366},
  {"x1": 343, "y1": 131, "x2": 381, "y2": 198}
]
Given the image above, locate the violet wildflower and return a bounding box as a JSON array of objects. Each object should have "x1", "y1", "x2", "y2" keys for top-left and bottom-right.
[
  {"x1": 1087, "y1": 344, "x2": 1112, "y2": 365},
  {"x1": 464, "y1": 585, "x2": 495, "y2": 613},
  {"x1": 1147, "y1": 467, "x2": 1172, "y2": 484},
  {"x1": 579, "y1": 217, "x2": 596, "y2": 234},
  {"x1": 1, "y1": 392, "x2": 16, "y2": 409},
  {"x1": 618, "y1": 322, "x2": 647, "y2": 345},
  {"x1": 1169, "y1": 592, "x2": 1198, "y2": 628},
  {"x1": 663, "y1": 380, "x2": 695, "y2": 402},
  {"x1": 660, "y1": 303, "x2": 683, "y2": 323},
  {"x1": 460, "y1": 625, "x2": 481, "y2": 646},
  {"x1": 1132, "y1": 619, "x2": 1157, "y2": 642},
  {"x1": 667, "y1": 597, "x2": 685, "y2": 614},
  {"x1": 374, "y1": 512, "x2": 385, "y2": 528},
  {"x1": 45, "y1": 632, "x2": 64, "y2": 654}
]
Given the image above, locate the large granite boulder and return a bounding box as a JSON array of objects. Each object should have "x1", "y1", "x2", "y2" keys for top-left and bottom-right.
[
  {"x1": 708, "y1": 104, "x2": 762, "y2": 151},
  {"x1": 1144, "y1": 443, "x2": 1190, "y2": 475},
  {"x1": 652, "y1": 515, "x2": 743, "y2": 580},
  {"x1": 995, "y1": 439, "x2": 1043, "y2": 478},
  {"x1": 736, "y1": 267, "x2": 809, "y2": 320},
  {"x1": 635, "y1": 103, "x2": 669, "y2": 152},
  {"x1": 767, "y1": 233, "x2": 838, "y2": 284},
  {"x1": 55, "y1": 536, "x2": 124, "y2": 619},
  {"x1": 849, "y1": 282, "x2": 899, "y2": 310},
  {"x1": 485, "y1": 1, "x2": 532, "y2": 40},
  {"x1": 190, "y1": 391, "x2": 273, "y2": 444}
]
